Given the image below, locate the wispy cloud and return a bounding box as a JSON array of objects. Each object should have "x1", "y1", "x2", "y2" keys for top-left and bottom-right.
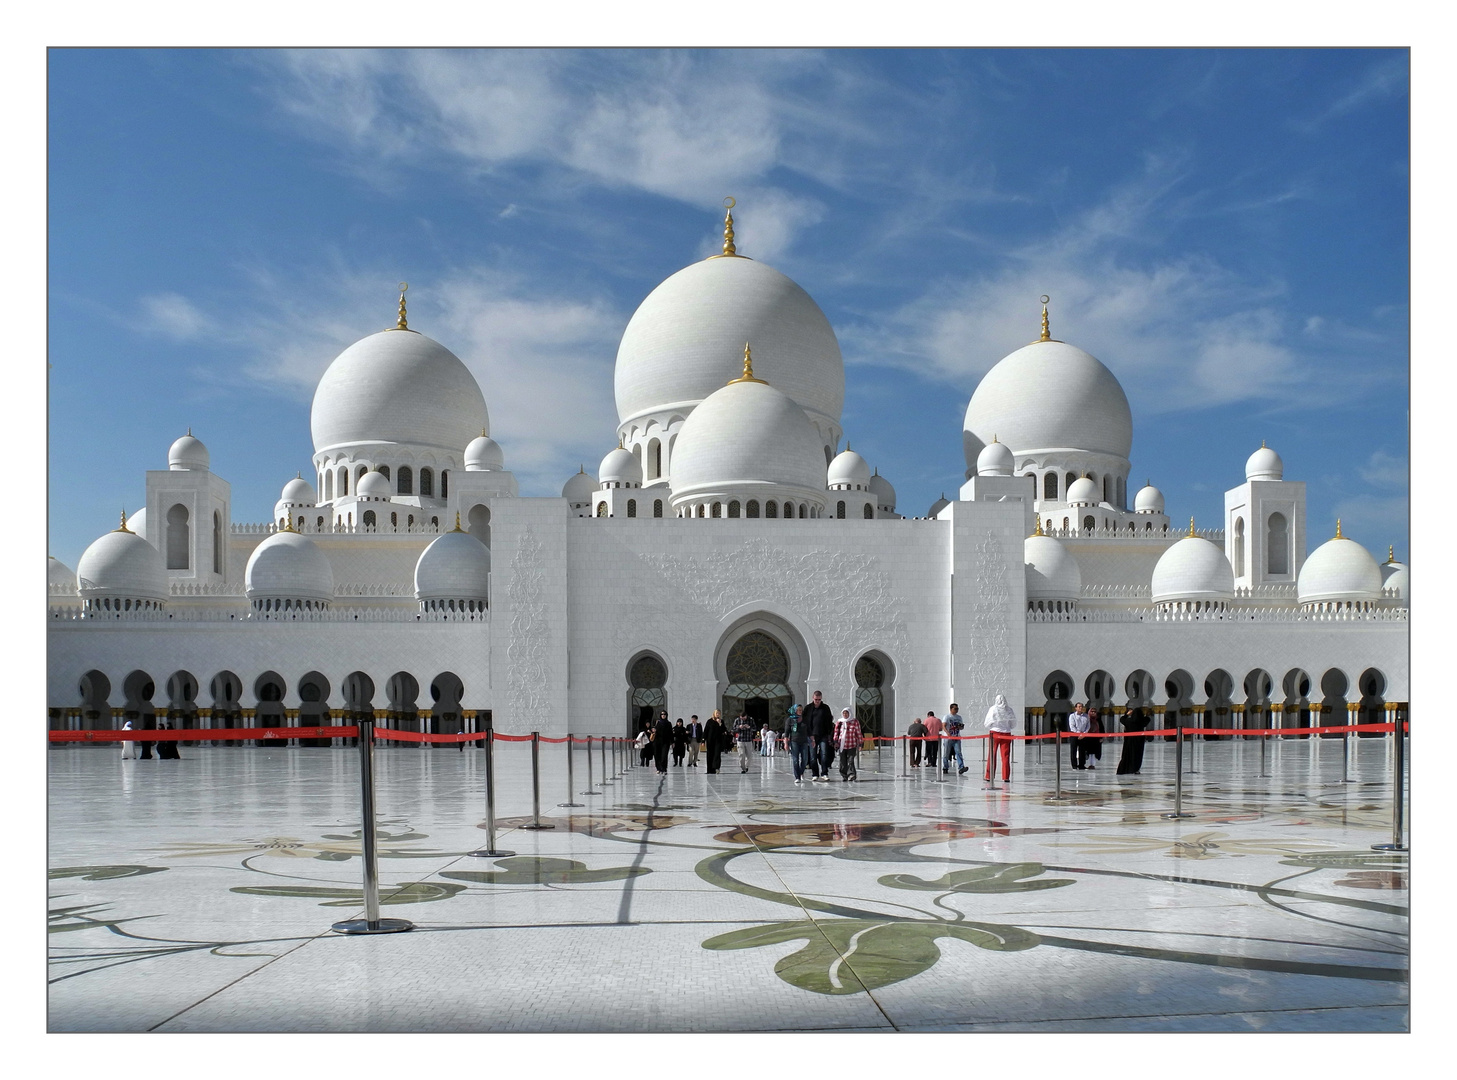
[
  {"x1": 1357, "y1": 449, "x2": 1408, "y2": 490},
  {"x1": 138, "y1": 292, "x2": 212, "y2": 340},
  {"x1": 1293, "y1": 55, "x2": 1408, "y2": 133}
]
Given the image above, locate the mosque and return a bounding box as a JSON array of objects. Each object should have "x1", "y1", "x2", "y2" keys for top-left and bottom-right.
[{"x1": 47, "y1": 205, "x2": 1409, "y2": 742}]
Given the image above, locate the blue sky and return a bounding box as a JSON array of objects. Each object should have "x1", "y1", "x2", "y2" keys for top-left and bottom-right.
[{"x1": 47, "y1": 48, "x2": 1409, "y2": 571}]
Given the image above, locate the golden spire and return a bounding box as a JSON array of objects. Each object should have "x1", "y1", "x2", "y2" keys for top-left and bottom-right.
[
  {"x1": 395, "y1": 282, "x2": 409, "y2": 330},
  {"x1": 1388, "y1": 545, "x2": 1395, "y2": 563},
  {"x1": 1261, "y1": 439, "x2": 1267, "y2": 449},
  {"x1": 452, "y1": 512, "x2": 464, "y2": 532},
  {"x1": 1032, "y1": 516, "x2": 1044, "y2": 537},
  {"x1": 1334, "y1": 519, "x2": 1343, "y2": 539},
  {"x1": 992, "y1": 433, "x2": 999, "y2": 443},
  {"x1": 1188, "y1": 516, "x2": 1197, "y2": 538},
  {"x1": 728, "y1": 342, "x2": 766, "y2": 384},
  {"x1": 720, "y1": 197, "x2": 737, "y2": 257},
  {"x1": 1039, "y1": 295, "x2": 1051, "y2": 342},
  {"x1": 116, "y1": 509, "x2": 132, "y2": 533},
  {"x1": 281, "y1": 514, "x2": 296, "y2": 533},
  {"x1": 187, "y1": 426, "x2": 192, "y2": 437}
]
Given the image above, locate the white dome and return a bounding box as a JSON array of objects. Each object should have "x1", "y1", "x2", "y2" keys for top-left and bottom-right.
[
  {"x1": 168, "y1": 432, "x2": 209, "y2": 471},
  {"x1": 245, "y1": 530, "x2": 334, "y2": 602},
  {"x1": 49, "y1": 556, "x2": 77, "y2": 595},
  {"x1": 1066, "y1": 477, "x2": 1099, "y2": 505},
  {"x1": 356, "y1": 471, "x2": 392, "y2": 498},
  {"x1": 128, "y1": 507, "x2": 149, "y2": 543},
  {"x1": 928, "y1": 494, "x2": 950, "y2": 517},
  {"x1": 976, "y1": 439, "x2": 1015, "y2": 477},
  {"x1": 464, "y1": 434, "x2": 504, "y2": 471},
  {"x1": 562, "y1": 469, "x2": 597, "y2": 505},
  {"x1": 1381, "y1": 559, "x2": 1409, "y2": 605},
  {"x1": 869, "y1": 470, "x2": 896, "y2": 510},
  {"x1": 281, "y1": 476, "x2": 318, "y2": 504},
  {"x1": 670, "y1": 377, "x2": 828, "y2": 502},
  {"x1": 1246, "y1": 444, "x2": 1284, "y2": 481},
  {"x1": 827, "y1": 449, "x2": 871, "y2": 488},
  {"x1": 1152, "y1": 536, "x2": 1235, "y2": 605},
  {"x1": 599, "y1": 447, "x2": 643, "y2": 487},
  {"x1": 1134, "y1": 483, "x2": 1165, "y2": 514},
  {"x1": 76, "y1": 522, "x2": 168, "y2": 602},
  {"x1": 415, "y1": 528, "x2": 491, "y2": 601},
  {"x1": 1025, "y1": 533, "x2": 1082, "y2": 601},
  {"x1": 963, "y1": 340, "x2": 1133, "y2": 467},
  {"x1": 1298, "y1": 535, "x2": 1383, "y2": 605},
  {"x1": 310, "y1": 329, "x2": 489, "y2": 456},
  {"x1": 614, "y1": 255, "x2": 844, "y2": 434}
]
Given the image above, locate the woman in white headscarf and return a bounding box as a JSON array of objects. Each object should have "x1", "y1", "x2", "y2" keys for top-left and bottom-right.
[
  {"x1": 983, "y1": 694, "x2": 1017, "y2": 782},
  {"x1": 120, "y1": 720, "x2": 137, "y2": 760}
]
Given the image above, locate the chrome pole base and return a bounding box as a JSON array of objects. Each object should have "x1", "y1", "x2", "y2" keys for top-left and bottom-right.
[
  {"x1": 558, "y1": 800, "x2": 584, "y2": 807},
  {"x1": 520, "y1": 823, "x2": 556, "y2": 830},
  {"x1": 1371, "y1": 842, "x2": 1407, "y2": 851},
  {"x1": 331, "y1": 917, "x2": 414, "y2": 935},
  {"x1": 467, "y1": 848, "x2": 516, "y2": 858},
  {"x1": 581, "y1": 789, "x2": 602, "y2": 795},
  {"x1": 1162, "y1": 812, "x2": 1195, "y2": 819}
]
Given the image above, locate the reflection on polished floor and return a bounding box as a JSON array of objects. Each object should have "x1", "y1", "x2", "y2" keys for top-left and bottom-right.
[{"x1": 48, "y1": 735, "x2": 1408, "y2": 1033}]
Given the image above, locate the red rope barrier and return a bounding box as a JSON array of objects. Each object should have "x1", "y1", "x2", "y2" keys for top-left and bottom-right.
[
  {"x1": 877, "y1": 722, "x2": 1399, "y2": 742},
  {"x1": 49, "y1": 726, "x2": 358, "y2": 743},
  {"x1": 373, "y1": 729, "x2": 486, "y2": 744}
]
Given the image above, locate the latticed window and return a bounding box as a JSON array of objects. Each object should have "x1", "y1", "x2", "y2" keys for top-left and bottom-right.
[
  {"x1": 712, "y1": 502, "x2": 721, "y2": 517},
  {"x1": 746, "y1": 500, "x2": 760, "y2": 518},
  {"x1": 627, "y1": 500, "x2": 637, "y2": 518},
  {"x1": 398, "y1": 466, "x2": 413, "y2": 495},
  {"x1": 854, "y1": 655, "x2": 885, "y2": 735},
  {"x1": 420, "y1": 468, "x2": 433, "y2": 497},
  {"x1": 728, "y1": 501, "x2": 740, "y2": 518},
  {"x1": 378, "y1": 465, "x2": 390, "y2": 481},
  {"x1": 597, "y1": 502, "x2": 608, "y2": 517},
  {"x1": 863, "y1": 503, "x2": 873, "y2": 519},
  {"x1": 766, "y1": 501, "x2": 777, "y2": 518},
  {"x1": 723, "y1": 632, "x2": 792, "y2": 719},
  {"x1": 837, "y1": 501, "x2": 846, "y2": 519},
  {"x1": 440, "y1": 470, "x2": 449, "y2": 497},
  {"x1": 653, "y1": 499, "x2": 663, "y2": 518},
  {"x1": 630, "y1": 655, "x2": 667, "y2": 690},
  {"x1": 363, "y1": 510, "x2": 376, "y2": 528}
]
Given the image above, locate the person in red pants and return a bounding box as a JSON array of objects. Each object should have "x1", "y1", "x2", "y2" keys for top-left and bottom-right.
[{"x1": 983, "y1": 694, "x2": 1017, "y2": 781}]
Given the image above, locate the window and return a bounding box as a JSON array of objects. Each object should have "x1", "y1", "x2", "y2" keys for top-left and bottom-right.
[
  {"x1": 627, "y1": 500, "x2": 637, "y2": 518},
  {"x1": 864, "y1": 503, "x2": 874, "y2": 519},
  {"x1": 420, "y1": 468, "x2": 433, "y2": 497},
  {"x1": 363, "y1": 510, "x2": 376, "y2": 528},
  {"x1": 747, "y1": 500, "x2": 760, "y2": 518},
  {"x1": 1062, "y1": 517, "x2": 1069, "y2": 531},
  {"x1": 766, "y1": 501, "x2": 777, "y2": 518},
  {"x1": 711, "y1": 502, "x2": 721, "y2": 517},
  {"x1": 317, "y1": 516, "x2": 325, "y2": 531},
  {"x1": 1044, "y1": 473, "x2": 1058, "y2": 500},
  {"x1": 213, "y1": 511, "x2": 222, "y2": 573},
  {"x1": 784, "y1": 502, "x2": 793, "y2": 518},
  {"x1": 166, "y1": 503, "x2": 190, "y2": 570},
  {"x1": 440, "y1": 470, "x2": 449, "y2": 497},
  {"x1": 836, "y1": 500, "x2": 846, "y2": 519},
  {"x1": 1103, "y1": 476, "x2": 1110, "y2": 502},
  {"x1": 339, "y1": 468, "x2": 348, "y2": 496},
  {"x1": 356, "y1": 465, "x2": 367, "y2": 484},
  {"x1": 431, "y1": 516, "x2": 439, "y2": 528},
  {"x1": 398, "y1": 466, "x2": 413, "y2": 495},
  {"x1": 1234, "y1": 517, "x2": 1246, "y2": 577},
  {"x1": 1267, "y1": 512, "x2": 1289, "y2": 575},
  {"x1": 653, "y1": 499, "x2": 663, "y2": 518},
  {"x1": 696, "y1": 504, "x2": 705, "y2": 518},
  {"x1": 648, "y1": 439, "x2": 661, "y2": 480},
  {"x1": 728, "y1": 501, "x2": 740, "y2": 518},
  {"x1": 390, "y1": 512, "x2": 398, "y2": 527},
  {"x1": 407, "y1": 514, "x2": 414, "y2": 528},
  {"x1": 377, "y1": 465, "x2": 390, "y2": 481},
  {"x1": 597, "y1": 502, "x2": 608, "y2": 517},
  {"x1": 324, "y1": 471, "x2": 333, "y2": 500},
  {"x1": 1083, "y1": 515, "x2": 1095, "y2": 532}
]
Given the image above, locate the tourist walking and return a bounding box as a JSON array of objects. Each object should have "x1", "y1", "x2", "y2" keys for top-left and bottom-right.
[
  {"x1": 923, "y1": 711, "x2": 943, "y2": 770},
  {"x1": 835, "y1": 709, "x2": 862, "y2": 781},
  {"x1": 704, "y1": 711, "x2": 726, "y2": 774},
  {"x1": 156, "y1": 719, "x2": 181, "y2": 760},
  {"x1": 1069, "y1": 702, "x2": 1092, "y2": 769},
  {"x1": 1087, "y1": 707, "x2": 1104, "y2": 768},
  {"x1": 672, "y1": 719, "x2": 688, "y2": 767},
  {"x1": 653, "y1": 711, "x2": 673, "y2": 774},
  {"x1": 120, "y1": 720, "x2": 137, "y2": 760},
  {"x1": 687, "y1": 716, "x2": 703, "y2": 767},
  {"x1": 803, "y1": 690, "x2": 835, "y2": 782},
  {"x1": 1116, "y1": 707, "x2": 1150, "y2": 775},
  {"x1": 734, "y1": 714, "x2": 754, "y2": 772},
  {"x1": 759, "y1": 723, "x2": 772, "y2": 756},
  {"x1": 636, "y1": 722, "x2": 652, "y2": 767},
  {"x1": 786, "y1": 704, "x2": 812, "y2": 784},
  {"x1": 942, "y1": 703, "x2": 968, "y2": 775},
  {"x1": 983, "y1": 694, "x2": 1016, "y2": 781},
  {"x1": 908, "y1": 714, "x2": 927, "y2": 766}
]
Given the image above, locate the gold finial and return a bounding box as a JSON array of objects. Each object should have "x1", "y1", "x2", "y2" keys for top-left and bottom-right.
[
  {"x1": 452, "y1": 512, "x2": 464, "y2": 532},
  {"x1": 1335, "y1": 519, "x2": 1343, "y2": 539},
  {"x1": 1032, "y1": 516, "x2": 1044, "y2": 537},
  {"x1": 187, "y1": 426, "x2": 192, "y2": 437},
  {"x1": 721, "y1": 197, "x2": 737, "y2": 257},
  {"x1": 729, "y1": 342, "x2": 766, "y2": 384},
  {"x1": 117, "y1": 508, "x2": 132, "y2": 533},
  {"x1": 395, "y1": 282, "x2": 409, "y2": 330},
  {"x1": 481, "y1": 429, "x2": 488, "y2": 439},
  {"x1": 1261, "y1": 439, "x2": 1266, "y2": 449},
  {"x1": 1388, "y1": 545, "x2": 1395, "y2": 563},
  {"x1": 1188, "y1": 516, "x2": 1197, "y2": 538},
  {"x1": 281, "y1": 514, "x2": 295, "y2": 532},
  {"x1": 1039, "y1": 295, "x2": 1051, "y2": 342},
  {"x1": 296, "y1": 471, "x2": 301, "y2": 480},
  {"x1": 992, "y1": 433, "x2": 998, "y2": 443}
]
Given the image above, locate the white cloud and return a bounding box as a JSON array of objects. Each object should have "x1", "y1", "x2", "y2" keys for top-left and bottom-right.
[
  {"x1": 1358, "y1": 449, "x2": 1408, "y2": 491},
  {"x1": 1331, "y1": 494, "x2": 1407, "y2": 552},
  {"x1": 139, "y1": 292, "x2": 212, "y2": 340}
]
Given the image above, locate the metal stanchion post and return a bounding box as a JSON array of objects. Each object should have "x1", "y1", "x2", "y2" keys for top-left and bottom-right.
[
  {"x1": 583, "y1": 735, "x2": 601, "y2": 795},
  {"x1": 560, "y1": 735, "x2": 583, "y2": 807},
  {"x1": 1048, "y1": 729, "x2": 1066, "y2": 801},
  {"x1": 1259, "y1": 713, "x2": 1269, "y2": 778},
  {"x1": 901, "y1": 732, "x2": 908, "y2": 778},
  {"x1": 1372, "y1": 708, "x2": 1407, "y2": 852},
  {"x1": 986, "y1": 736, "x2": 996, "y2": 790},
  {"x1": 468, "y1": 727, "x2": 515, "y2": 858},
  {"x1": 521, "y1": 731, "x2": 555, "y2": 830},
  {"x1": 1164, "y1": 715, "x2": 1193, "y2": 819},
  {"x1": 332, "y1": 719, "x2": 414, "y2": 934},
  {"x1": 601, "y1": 734, "x2": 613, "y2": 784},
  {"x1": 1341, "y1": 703, "x2": 1358, "y2": 783}
]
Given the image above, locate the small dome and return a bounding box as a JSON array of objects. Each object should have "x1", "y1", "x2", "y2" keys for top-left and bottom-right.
[
  {"x1": 356, "y1": 471, "x2": 392, "y2": 498},
  {"x1": 599, "y1": 446, "x2": 643, "y2": 487},
  {"x1": 168, "y1": 432, "x2": 210, "y2": 471},
  {"x1": 1381, "y1": 560, "x2": 1409, "y2": 606},
  {"x1": 1066, "y1": 477, "x2": 1099, "y2": 505},
  {"x1": 1025, "y1": 533, "x2": 1082, "y2": 601},
  {"x1": 1246, "y1": 444, "x2": 1284, "y2": 482},
  {"x1": 670, "y1": 376, "x2": 828, "y2": 502},
  {"x1": 1134, "y1": 483, "x2": 1165, "y2": 514},
  {"x1": 128, "y1": 507, "x2": 150, "y2": 543},
  {"x1": 976, "y1": 439, "x2": 1015, "y2": 477},
  {"x1": 245, "y1": 530, "x2": 334, "y2": 602},
  {"x1": 464, "y1": 434, "x2": 504, "y2": 471},
  {"x1": 562, "y1": 468, "x2": 597, "y2": 505},
  {"x1": 1298, "y1": 533, "x2": 1383, "y2": 605},
  {"x1": 1152, "y1": 536, "x2": 1235, "y2": 605},
  {"x1": 415, "y1": 528, "x2": 492, "y2": 601},
  {"x1": 281, "y1": 476, "x2": 318, "y2": 504},
  {"x1": 928, "y1": 494, "x2": 951, "y2": 517},
  {"x1": 827, "y1": 449, "x2": 871, "y2": 488},
  {"x1": 49, "y1": 556, "x2": 77, "y2": 595},
  {"x1": 311, "y1": 329, "x2": 489, "y2": 457},
  {"x1": 869, "y1": 470, "x2": 896, "y2": 510},
  {"x1": 76, "y1": 520, "x2": 168, "y2": 603}
]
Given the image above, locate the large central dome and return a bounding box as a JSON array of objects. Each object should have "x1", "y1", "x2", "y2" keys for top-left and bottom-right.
[
  {"x1": 311, "y1": 329, "x2": 489, "y2": 456},
  {"x1": 614, "y1": 256, "x2": 844, "y2": 433}
]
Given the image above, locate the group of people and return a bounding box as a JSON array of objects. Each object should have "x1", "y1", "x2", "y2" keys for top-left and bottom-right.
[
  {"x1": 1065, "y1": 702, "x2": 1150, "y2": 775},
  {"x1": 902, "y1": 697, "x2": 1018, "y2": 781},
  {"x1": 782, "y1": 691, "x2": 864, "y2": 783},
  {"x1": 635, "y1": 710, "x2": 764, "y2": 775},
  {"x1": 118, "y1": 719, "x2": 182, "y2": 760}
]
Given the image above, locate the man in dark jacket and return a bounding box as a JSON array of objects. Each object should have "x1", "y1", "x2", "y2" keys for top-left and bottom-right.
[
  {"x1": 653, "y1": 712, "x2": 673, "y2": 774},
  {"x1": 786, "y1": 706, "x2": 812, "y2": 784},
  {"x1": 803, "y1": 690, "x2": 836, "y2": 783}
]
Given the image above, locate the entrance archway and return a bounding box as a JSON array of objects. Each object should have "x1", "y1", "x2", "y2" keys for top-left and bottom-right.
[
  {"x1": 626, "y1": 653, "x2": 667, "y2": 735},
  {"x1": 853, "y1": 651, "x2": 895, "y2": 738},
  {"x1": 717, "y1": 625, "x2": 803, "y2": 729}
]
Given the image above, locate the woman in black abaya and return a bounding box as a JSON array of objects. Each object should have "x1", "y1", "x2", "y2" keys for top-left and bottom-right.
[
  {"x1": 653, "y1": 712, "x2": 673, "y2": 774},
  {"x1": 704, "y1": 710, "x2": 726, "y2": 774},
  {"x1": 1116, "y1": 706, "x2": 1150, "y2": 774}
]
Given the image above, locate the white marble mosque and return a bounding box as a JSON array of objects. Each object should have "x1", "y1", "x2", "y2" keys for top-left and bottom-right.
[{"x1": 47, "y1": 204, "x2": 1409, "y2": 741}]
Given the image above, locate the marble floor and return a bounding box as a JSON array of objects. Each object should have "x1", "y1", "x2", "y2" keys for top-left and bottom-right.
[{"x1": 48, "y1": 734, "x2": 1408, "y2": 1033}]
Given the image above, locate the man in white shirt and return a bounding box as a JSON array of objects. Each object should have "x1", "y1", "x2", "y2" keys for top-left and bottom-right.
[{"x1": 1068, "y1": 702, "x2": 1092, "y2": 769}]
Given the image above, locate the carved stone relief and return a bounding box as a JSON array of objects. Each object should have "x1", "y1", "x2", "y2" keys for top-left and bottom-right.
[{"x1": 505, "y1": 527, "x2": 550, "y2": 719}]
